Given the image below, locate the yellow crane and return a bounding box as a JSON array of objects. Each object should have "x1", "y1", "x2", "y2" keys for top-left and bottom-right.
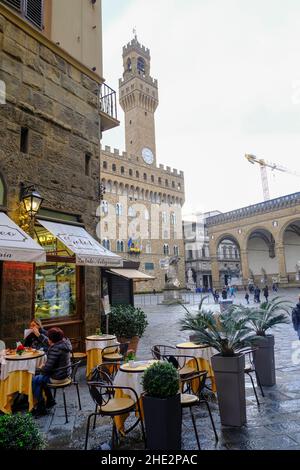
[{"x1": 245, "y1": 154, "x2": 300, "y2": 201}]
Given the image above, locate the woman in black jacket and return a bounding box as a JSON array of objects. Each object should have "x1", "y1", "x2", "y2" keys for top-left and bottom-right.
[{"x1": 32, "y1": 327, "x2": 72, "y2": 415}]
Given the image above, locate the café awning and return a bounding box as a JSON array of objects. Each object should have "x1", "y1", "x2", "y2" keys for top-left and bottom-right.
[
  {"x1": 37, "y1": 219, "x2": 123, "y2": 267},
  {"x1": 108, "y1": 268, "x2": 155, "y2": 282},
  {"x1": 0, "y1": 212, "x2": 46, "y2": 262}
]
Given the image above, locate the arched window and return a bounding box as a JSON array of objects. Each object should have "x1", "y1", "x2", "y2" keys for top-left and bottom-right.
[
  {"x1": 174, "y1": 245, "x2": 179, "y2": 256},
  {"x1": 102, "y1": 239, "x2": 110, "y2": 250},
  {"x1": 101, "y1": 200, "x2": 108, "y2": 214},
  {"x1": 143, "y1": 173, "x2": 147, "y2": 181},
  {"x1": 129, "y1": 169, "x2": 133, "y2": 177},
  {"x1": 163, "y1": 244, "x2": 169, "y2": 256},
  {"x1": 137, "y1": 57, "x2": 145, "y2": 74},
  {"x1": 117, "y1": 240, "x2": 124, "y2": 252},
  {"x1": 103, "y1": 161, "x2": 107, "y2": 169},
  {"x1": 112, "y1": 164, "x2": 116, "y2": 172},
  {"x1": 170, "y1": 212, "x2": 176, "y2": 225},
  {"x1": 146, "y1": 242, "x2": 152, "y2": 254},
  {"x1": 222, "y1": 246, "x2": 227, "y2": 259},
  {"x1": 127, "y1": 58, "x2": 132, "y2": 71},
  {"x1": 116, "y1": 203, "x2": 123, "y2": 216},
  {"x1": 121, "y1": 166, "x2": 125, "y2": 175},
  {"x1": 162, "y1": 212, "x2": 168, "y2": 223},
  {"x1": 136, "y1": 171, "x2": 139, "y2": 178},
  {"x1": 128, "y1": 206, "x2": 136, "y2": 217}
]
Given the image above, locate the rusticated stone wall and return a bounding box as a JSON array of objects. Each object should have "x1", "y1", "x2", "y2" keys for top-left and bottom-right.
[{"x1": 0, "y1": 12, "x2": 102, "y2": 344}]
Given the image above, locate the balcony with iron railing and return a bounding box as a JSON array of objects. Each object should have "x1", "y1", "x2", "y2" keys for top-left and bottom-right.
[{"x1": 99, "y1": 83, "x2": 120, "y2": 132}]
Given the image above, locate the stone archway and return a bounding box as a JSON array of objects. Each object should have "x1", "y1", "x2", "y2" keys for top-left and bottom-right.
[
  {"x1": 246, "y1": 227, "x2": 278, "y2": 285},
  {"x1": 282, "y1": 220, "x2": 300, "y2": 284},
  {"x1": 215, "y1": 234, "x2": 242, "y2": 288}
]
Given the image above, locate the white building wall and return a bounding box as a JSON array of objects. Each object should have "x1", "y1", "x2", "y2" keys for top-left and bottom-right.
[{"x1": 284, "y1": 232, "x2": 300, "y2": 273}]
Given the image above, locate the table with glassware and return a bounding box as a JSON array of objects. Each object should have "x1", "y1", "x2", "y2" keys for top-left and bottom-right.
[
  {"x1": 113, "y1": 360, "x2": 158, "y2": 434},
  {"x1": 176, "y1": 342, "x2": 217, "y2": 392},
  {"x1": 0, "y1": 349, "x2": 46, "y2": 413},
  {"x1": 85, "y1": 335, "x2": 117, "y2": 377}
]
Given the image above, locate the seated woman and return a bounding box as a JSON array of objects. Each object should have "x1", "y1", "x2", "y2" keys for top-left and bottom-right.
[
  {"x1": 24, "y1": 318, "x2": 49, "y2": 352},
  {"x1": 32, "y1": 327, "x2": 73, "y2": 416}
]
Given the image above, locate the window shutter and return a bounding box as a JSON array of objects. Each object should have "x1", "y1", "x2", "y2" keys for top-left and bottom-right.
[
  {"x1": 25, "y1": 0, "x2": 43, "y2": 29},
  {"x1": 1, "y1": 0, "x2": 22, "y2": 11}
]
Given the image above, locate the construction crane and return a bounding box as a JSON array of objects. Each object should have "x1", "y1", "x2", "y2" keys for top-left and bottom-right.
[{"x1": 245, "y1": 154, "x2": 300, "y2": 201}]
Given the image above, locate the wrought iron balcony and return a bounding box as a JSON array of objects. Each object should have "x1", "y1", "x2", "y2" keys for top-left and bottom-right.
[{"x1": 99, "y1": 83, "x2": 119, "y2": 132}]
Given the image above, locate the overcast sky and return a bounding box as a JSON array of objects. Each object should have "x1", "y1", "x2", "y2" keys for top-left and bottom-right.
[{"x1": 102, "y1": 0, "x2": 300, "y2": 216}]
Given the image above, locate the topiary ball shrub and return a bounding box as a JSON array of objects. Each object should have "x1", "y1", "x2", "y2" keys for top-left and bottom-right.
[
  {"x1": 142, "y1": 362, "x2": 180, "y2": 399},
  {"x1": 0, "y1": 413, "x2": 46, "y2": 450},
  {"x1": 109, "y1": 305, "x2": 148, "y2": 338}
]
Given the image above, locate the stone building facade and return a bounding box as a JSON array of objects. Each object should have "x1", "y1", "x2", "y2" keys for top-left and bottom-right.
[
  {"x1": 206, "y1": 192, "x2": 300, "y2": 289},
  {"x1": 183, "y1": 213, "x2": 241, "y2": 290},
  {"x1": 100, "y1": 36, "x2": 186, "y2": 293},
  {"x1": 0, "y1": 2, "x2": 118, "y2": 345}
]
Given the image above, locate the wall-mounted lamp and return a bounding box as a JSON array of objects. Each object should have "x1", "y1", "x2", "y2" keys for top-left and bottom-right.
[{"x1": 20, "y1": 183, "x2": 43, "y2": 218}]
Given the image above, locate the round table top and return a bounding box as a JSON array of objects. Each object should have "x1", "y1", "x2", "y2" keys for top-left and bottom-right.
[
  {"x1": 4, "y1": 349, "x2": 45, "y2": 361},
  {"x1": 86, "y1": 335, "x2": 116, "y2": 342},
  {"x1": 120, "y1": 360, "x2": 157, "y2": 374},
  {"x1": 176, "y1": 342, "x2": 208, "y2": 350}
]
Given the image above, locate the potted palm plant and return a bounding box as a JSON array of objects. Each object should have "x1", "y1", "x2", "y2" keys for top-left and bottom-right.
[
  {"x1": 233, "y1": 297, "x2": 291, "y2": 386},
  {"x1": 142, "y1": 361, "x2": 181, "y2": 450},
  {"x1": 109, "y1": 305, "x2": 148, "y2": 354},
  {"x1": 180, "y1": 302, "x2": 254, "y2": 427}
]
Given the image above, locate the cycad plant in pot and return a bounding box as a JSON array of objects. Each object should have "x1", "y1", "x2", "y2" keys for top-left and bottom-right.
[
  {"x1": 142, "y1": 362, "x2": 181, "y2": 450},
  {"x1": 233, "y1": 297, "x2": 291, "y2": 386},
  {"x1": 109, "y1": 305, "x2": 148, "y2": 354},
  {"x1": 180, "y1": 305, "x2": 254, "y2": 427}
]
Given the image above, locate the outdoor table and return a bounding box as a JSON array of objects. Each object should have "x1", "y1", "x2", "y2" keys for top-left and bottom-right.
[
  {"x1": 0, "y1": 349, "x2": 46, "y2": 413},
  {"x1": 85, "y1": 335, "x2": 117, "y2": 377},
  {"x1": 176, "y1": 342, "x2": 217, "y2": 393},
  {"x1": 113, "y1": 360, "x2": 158, "y2": 434}
]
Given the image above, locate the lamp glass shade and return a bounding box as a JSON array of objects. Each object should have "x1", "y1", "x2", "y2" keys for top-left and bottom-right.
[{"x1": 22, "y1": 191, "x2": 43, "y2": 216}]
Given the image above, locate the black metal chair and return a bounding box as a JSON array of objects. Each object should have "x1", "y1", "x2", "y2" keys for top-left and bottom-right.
[
  {"x1": 85, "y1": 368, "x2": 146, "y2": 450},
  {"x1": 240, "y1": 347, "x2": 264, "y2": 406},
  {"x1": 180, "y1": 371, "x2": 219, "y2": 450},
  {"x1": 151, "y1": 344, "x2": 200, "y2": 379},
  {"x1": 101, "y1": 343, "x2": 129, "y2": 376},
  {"x1": 46, "y1": 360, "x2": 82, "y2": 423},
  {"x1": 70, "y1": 338, "x2": 87, "y2": 363}
]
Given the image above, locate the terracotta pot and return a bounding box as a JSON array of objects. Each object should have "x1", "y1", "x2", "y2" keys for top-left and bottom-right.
[{"x1": 117, "y1": 335, "x2": 140, "y2": 354}]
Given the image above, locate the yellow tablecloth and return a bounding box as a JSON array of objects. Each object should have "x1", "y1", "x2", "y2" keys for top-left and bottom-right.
[
  {"x1": 0, "y1": 370, "x2": 35, "y2": 414},
  {"x1": 86, "y1": 349, "x2": 103, "y2": 377},
  {"x1": 186, "y1": 358, "x2": 217, "y2": 394}
]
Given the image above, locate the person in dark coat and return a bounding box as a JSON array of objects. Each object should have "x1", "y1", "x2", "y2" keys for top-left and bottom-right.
[
  {"x1": 32, "y1": 327, "x2": 72, "y2": 415},
  {"x1": 263, "y1": 286, "x2": 269, "y2": 302},
  {"x1": 24, "y1": 318, "x2": 49, "y2": 352},
  {"x1": 292, "y1": 298, "x2": 300, "y2": 340},
  {"x1": 254, "y1": 286, "x2": 261, "y2": 303},
  {"x1": 221, "y1": 287, "x2": 227, "y2": 300},
  {"x1": 245, "y1": 291, "x2": 250, "y2": 304},
  {"x1": 213, "y1": 290, "x2": 220, "y2": 304}
]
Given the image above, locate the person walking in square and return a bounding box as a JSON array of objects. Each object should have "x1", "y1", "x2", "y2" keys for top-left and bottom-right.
[
  {"x1": 292, "y1": 297, "x2": 300, "y2": 340},
  {"x1": 263, "y1": 285, "x2": 269, "y2": 303},
  {"x1": 245, "y1": 291, "x2": 250, "y2": 305}
]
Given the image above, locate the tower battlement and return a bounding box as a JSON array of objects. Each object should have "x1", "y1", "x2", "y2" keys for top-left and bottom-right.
[
  {"x1": 123, "y1": 37, "x2": 151, "y2": 59},
  {"x1": 101, "y1": 145, "x2": 184, "y2": 180}
]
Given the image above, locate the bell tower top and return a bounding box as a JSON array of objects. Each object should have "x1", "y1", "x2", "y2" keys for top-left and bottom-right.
[{"x1": 119, "y1": 34, "x2": 159, "y2": 164}]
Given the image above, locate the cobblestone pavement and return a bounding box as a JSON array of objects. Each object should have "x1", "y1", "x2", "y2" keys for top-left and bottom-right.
[{"x1": 35, "y1": 288, "x2": 300, "y2": 450}]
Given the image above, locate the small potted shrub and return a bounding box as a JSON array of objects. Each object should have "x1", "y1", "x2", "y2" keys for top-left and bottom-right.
[
  {"x1": 109, "y1": 305, "x2": 148, "y2": 354},
  {"x1": 142, "y1": 362, "x2": 181, "y2": 450},
  {"x1": 234, "y1": 297, "x2": 291, "y2": 386},
  {"x1": 180, "y1": 303, "x2": 254, "y2": 427},
  {"x1": 0, "y1": 413, "x2": 45, "y2": 450}
]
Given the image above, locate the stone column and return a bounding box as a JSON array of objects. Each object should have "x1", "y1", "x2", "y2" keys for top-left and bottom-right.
[
  {"x1": 240, "y1": 249, "x2": 250, "y2": 286},
  {"x1": 211, "y1": 255, "x2": 221, "y2": 289},
  {"x1": 277, "y1": 244, "x2": 288, "y2": 284}
]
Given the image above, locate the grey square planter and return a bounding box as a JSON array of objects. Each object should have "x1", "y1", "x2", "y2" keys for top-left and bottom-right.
[
  {"x1": 252, "y1": 335, "x2": 276, "y2": 386},
  {"x1": 143, "y1": 393, "x2": 182, "y2": 450},
  {"x1": 211, "y1": 353, "x2": 246, "y2": 427}
]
